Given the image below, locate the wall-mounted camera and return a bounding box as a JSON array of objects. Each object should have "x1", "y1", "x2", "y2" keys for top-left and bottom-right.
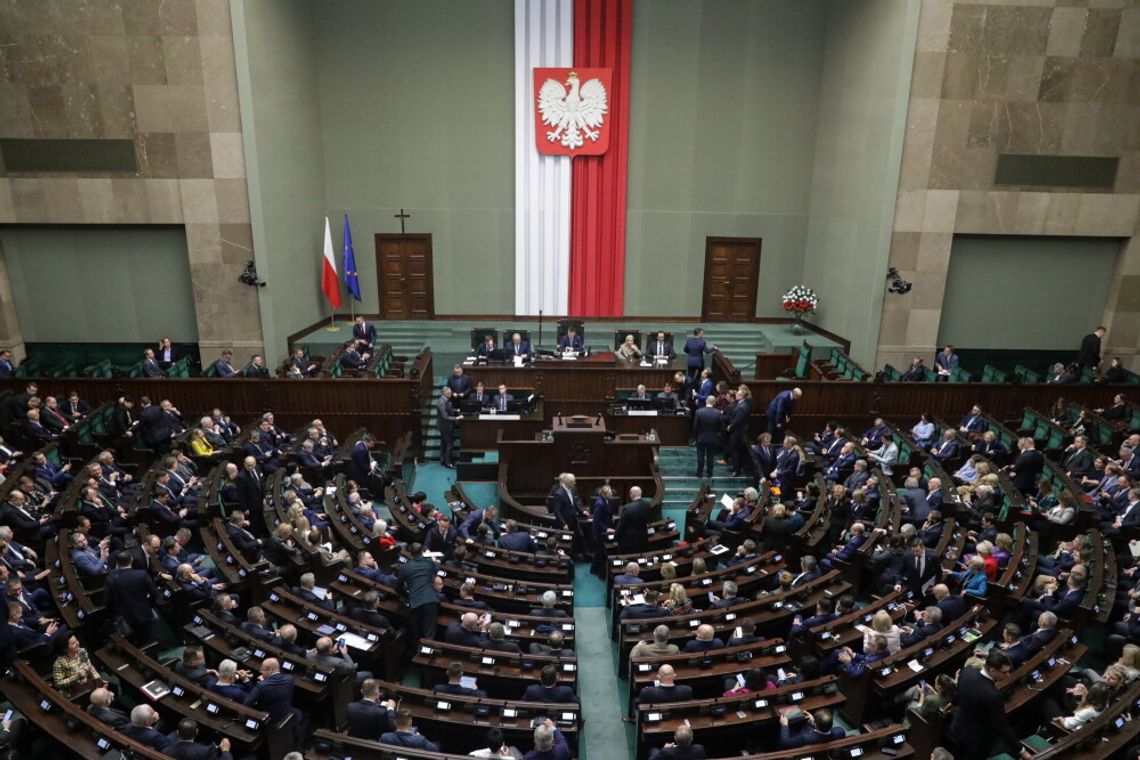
[
  {"x1": 239, "y1": 260, "x2": 266, "y2": 288},
  {"x1": 886, "y1": 267, "x2": 912, "y2": 295}
]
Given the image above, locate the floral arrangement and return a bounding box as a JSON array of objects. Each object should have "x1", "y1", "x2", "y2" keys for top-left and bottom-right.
[{"x1": 781, "y1": 285, "x2": 818, "y2": 317}]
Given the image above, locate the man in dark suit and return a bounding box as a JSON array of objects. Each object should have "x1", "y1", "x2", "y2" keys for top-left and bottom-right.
[
  {"x1": 1062, "y1": 435, "x2": 1095, "y2": 480},
  {"x1": 1001, "y1": 611, "x2": 1058, "y2": 667},
  {"x1": 949, "y1": 650, "x2": 1016, "y2": 758},
  {"x1": 121, "y1": 705, "x2": 170, "y2": 751},
  {"x1": 474, "y1": 334, "x2": 497, "y2": 359},
  {"x1": 1076, "y1": 326, "x2": 1105, "y2": 368},
  {"x1": 433, "y1": 661, "x2": 486, "y2": 697},
  {"x1": 339, "y1": 343, "x2": 368, "y2": 371},
  {"x1": 470, "y1": 382, "x2": 493, "y2": 408},
  {"x1": 444, "y1": 612, "x2": 488, "y2": 648},
  {"x1": 86, "y1": 687, "x2": 128, "y2": 728},
  {"x1": 647, "y1": 331, "x2": 676, "y2": 361},
  {"x1": 436, "y1": 387, "x2": 461, "y2": 468},
  {"x1": 820, "y1": 522, "x2": 868, "y2": 570},
  {"x1": 239, "y1": 606, "x2": 277, "y2": 644},
  {"x1": 0, "y1": 350, "x2": 13, "y2": 379},
  {"x1": 650, "y1": 726, "x2": 706, "y2": 760},
  {"x1": 789, "y1": 598, "x2": 837, "y2": 636},
  {"x1": 348, "y1": 434, "x2": 380, "y2": 486},
  {"x1": 521, "y1": 665, "x2": 578, "y2": 703},
  {"x1": 558, "y1": 328, "x2": 583, "y2": 352},
  {"x1": 764, "y1": 387, "x2": 802, "y2": 437},
  {"x1": 243, "y1": 659, "x2": 299, "y2": 725},
  {"x1": 777, "y1": 708, "x2": 846, "y2": 749},
  {"x1": 899, "y1": 605, "x2": 944, "y2": 648},
  {"x1": 211, "y1": 351, "x2": 237, "y2": 377},
  {"x1": 1008, "y1": 437, "x2": 1045, "y2": 494},
  {"x1": 346, "y1": 679, "x2": 395, "y2": 738},
  {"x1": 164, "y1": 718, "x2": 233, "y2": 760},
  {"x1": 932, "y1": 584, "x2": 966, "y2": 622},
  {"x1": 750, "y1": 432, "x2": 777, "y2": 487},
  {"x1": 895, "y1": 537, "x2": 942, "y2": 598},
  {"x1": 380, "y1": 709, "x2": 441, "y2": 751},
  {"x1": 901, "y1": 356, "x2": 926, "y2": 381},
  {"x1": 929, "y1": 430, "x2": 960, "y2": 463},
  {"x1": 498, "y1": 520, "x2": 537, "y2": 553},
  {"x1": 507, "y1": 332, "x2": 532, "y2": 360},
  {"x1": 614, "y1": 487, "x2": 651, "y2": 554},
  {"x1": 693, "y1": 397, "x2": 724, "y2": 479},
  {"x1": 682, "y1": 328, "x2": 717, "y2": 381},
  {"x1": 549, "y1": 473, "x2": 587, "y2": 558},
  {"x1": 424, "y1": 514, "x2": 459, "y2": 560},
  {"x1": 353, "y1": 316, "x2": 377, "y2": 348},
  {"x1": 637, "y1": 664, "x2": 693, "y2": 705},
  {"x1": 224, "y1": 511, "x2": 260, "y2": 562},
  {"x1": 141, "y1": 349, "x2": 163, "y2": 378},
  {"x1": 235, "y1": 457, "x2": 264, "y2": 514},
  {"x1": 241, "y1": 354, "x2": 270, "y2": 378},
  {"x1": 446, "y1": 365, "x2": 473, "y2": 399},
  {"x1": 138, "y1": 398, "x2": 177, "y2": 453},
  {"x1": 1019, "y1": 574, "x2": 1087, "y2": 629},
  {"x1": 725, "y1": 388, "x2": 753, "y2": 476},
  {"x1": 399, "y1": 543, "x2": 440, "y2": 642},
  {"x1": 105, "y1": 550, "x2": 156, "y2": 645}
]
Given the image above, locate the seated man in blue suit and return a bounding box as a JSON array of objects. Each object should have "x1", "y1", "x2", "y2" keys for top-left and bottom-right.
[
  {"x1": 834, "y1": 636, "x2": 890, "y2": 678},
  {"x1": 498, "y1": 520, "x2": 537, "y2": 553},
  {"x1": 1000, "y1": 611, "x2": 1058, "y2": 667},
  {"x1": 522, "y1": 665, "x2": 578, "y2": 703},
  {"x1": 819, "y1": 522, "x2": 867, "y2": 570},
  {"x1": 507, "y1": 332, "x2": 532, "y2": 360},
  {"x1": 958, "y1": 404, "x2": 986, "y2": 435},
  {"x1": 120, "y1": 704, "x2": 171, "y2": 751},
  {"x1": 559, "y1": 328, "x2": 583, "y2": 352},
  {"x1": 345, "y1": 678, "x2": 396, "y2": 739},
  {"x1": 929, "y1": 430, "x2": 960, "y2": 463},
  {"x1": 899, "y1": 605, "x2": 945, "y2": 648},
  {"x1": 433, "y1": 661, "x2": 487, "y2": 698},
  {"x1": 244, "y1": 658, "x2": 302, "y2": 741},
  {"x1": 1018, "y1": 574, "x2": 1087, "y2": 629},
  {"x1": 778, "y1": 708, "x2": 846, "y2": 749},
  {"x1": 380, "y1": 709, "x2": 441, "y2": 752},
  {"x1": 211, "y1": 350, "x2": 237, "y2": 377},
  {"x1": 789, "y1": 597, "x2": 837, "y2": 637},
  {"x1": 354, "y1": 551, "x2": 398, "y2": 587}
]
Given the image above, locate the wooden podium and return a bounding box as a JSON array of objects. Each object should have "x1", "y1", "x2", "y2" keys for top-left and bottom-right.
[{"x1": 497, "y1": 415, "x2": 657, "y2": 498}]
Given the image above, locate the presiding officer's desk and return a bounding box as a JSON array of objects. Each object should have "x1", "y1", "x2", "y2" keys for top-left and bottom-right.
[{"x1": 465, "y1": 351, "x2": 690, "y2": 413}]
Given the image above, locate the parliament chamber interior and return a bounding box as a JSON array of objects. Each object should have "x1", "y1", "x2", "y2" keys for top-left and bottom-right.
[{"x1": 1, "y1": 1, "x2": 1140, "y2": 759}]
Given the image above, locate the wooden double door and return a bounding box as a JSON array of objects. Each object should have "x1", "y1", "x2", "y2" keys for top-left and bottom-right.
[
  {"x1": 701, "y1": 237, "x2": 761, "y2": 321},
  {"x1": 375, "y1": 234, "x2": 434, "y2": 319}
]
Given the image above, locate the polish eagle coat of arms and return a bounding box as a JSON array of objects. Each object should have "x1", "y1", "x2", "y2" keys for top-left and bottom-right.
[{"x1": 533, "y1": 67, "x2": 612, "y2": 156}]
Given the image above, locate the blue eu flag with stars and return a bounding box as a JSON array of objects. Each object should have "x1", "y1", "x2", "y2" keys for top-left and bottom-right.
[{"x1": 342, "y1": 213, "x2": 361, "y2": 302}]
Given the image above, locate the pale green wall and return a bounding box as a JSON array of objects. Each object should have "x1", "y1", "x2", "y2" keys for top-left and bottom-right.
[
  {"x1": 624, "y1": 0, "x2": 826, "y2": 317},
  {"x1": 938, "y1": 236, "x2": 1121, "y2": 351},
  {"x1": 801, "y1": 0, "x2": 919, "y2": 365},
  {"x1": 314, "y1": 0, "x2": 515, "y2": 316},
  {"x1": 233, "y1": 0, "x2": 329, "y2": 364},
  {"x1": 0, "y1": 226, "x2": 198, "y2": 343}
]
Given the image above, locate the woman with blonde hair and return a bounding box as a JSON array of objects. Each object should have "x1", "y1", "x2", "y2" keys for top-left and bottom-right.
[
  {"x1": 858, "y1": 609, "x2": 902, "y2": 654},
  {"x1": 617, "y1": 334, "x2": 642, "y2": 361},
  {"x1": 660, "y1": 563, "x2": 677, "y2": 581},
  {"x1": 691, "y1": 557, "x2": 708, "y2": 577},
  {"x1": 665, "y1": 583, "x2": 692, "y2": 616},
  {"x1": 974, "y1": 540, "x2": 998, "y2": 580}
]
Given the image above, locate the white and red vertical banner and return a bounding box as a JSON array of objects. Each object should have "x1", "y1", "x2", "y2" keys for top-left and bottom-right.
[
  {"x1": 514, "y1": 0, "x2": 573, "y2": 316},
  {"x1": 515, "y1": 0, "x2": 631, "y2": 317}
]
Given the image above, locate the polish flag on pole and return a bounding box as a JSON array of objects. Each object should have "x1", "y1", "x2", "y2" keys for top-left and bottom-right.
[{"x1": 320, "y1": 215, "x2": 342, "y2": 310}]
